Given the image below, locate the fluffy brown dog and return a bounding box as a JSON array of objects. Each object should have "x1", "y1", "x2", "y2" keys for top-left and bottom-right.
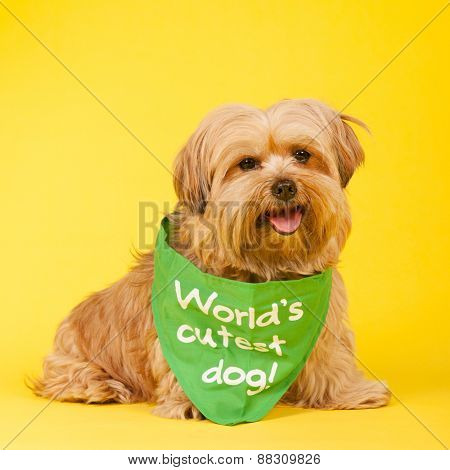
[{"x1": 34, "y1": 99, "x2": 390, "y2": 419}]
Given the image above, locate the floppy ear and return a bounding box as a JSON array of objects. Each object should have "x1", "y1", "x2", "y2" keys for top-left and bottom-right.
[
  {"x1": 173, "y1": 125, "x2": 211, "y2": 214},
  {"x1": 332, "y1": 114, "x2": 368, "y2": 187}
]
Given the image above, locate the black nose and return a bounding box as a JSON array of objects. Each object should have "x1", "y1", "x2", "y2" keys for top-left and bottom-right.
[{"x1": 271, "y1": 179, "x2": 297, "y2": 201}]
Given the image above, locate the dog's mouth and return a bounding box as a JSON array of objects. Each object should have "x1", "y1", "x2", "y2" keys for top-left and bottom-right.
[{"x1": 264, "y1": 205, "x2": 304, "y2": 235}]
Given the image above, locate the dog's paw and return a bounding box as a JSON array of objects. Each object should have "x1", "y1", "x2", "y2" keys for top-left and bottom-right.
[
  {"x1": 329, "y1": 379, "x2": 391, "y2": 410},
  {"x1": 152, "y1": 401, "x2": 204, "y2": 420},
  {"x1": 351, "y1": 380, "x2": 391, "y2": 409},
  {"x1": 298, "y1": 379, "x2": 391, "y2": 410}
]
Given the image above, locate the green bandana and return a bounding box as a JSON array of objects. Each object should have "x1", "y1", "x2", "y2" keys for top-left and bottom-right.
[{"x1": 152, "y1": 218, "x2": 332, "y2": 425}]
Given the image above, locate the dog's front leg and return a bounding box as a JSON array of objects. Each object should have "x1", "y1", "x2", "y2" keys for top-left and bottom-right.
[
  {"x1": 282, "y1": 269, "x2": 390, "y2": 410},
  {"x1": 149, "y1": 337, "x2": 204, "y2": 420}
]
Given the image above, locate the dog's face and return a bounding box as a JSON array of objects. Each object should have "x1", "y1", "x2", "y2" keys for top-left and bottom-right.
[{"x1": 173, "y1": 99, "x2": 365, "y2": 279}]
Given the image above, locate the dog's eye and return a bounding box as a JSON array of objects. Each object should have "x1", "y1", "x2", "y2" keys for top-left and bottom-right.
[
  {"x1": 293, "y1": 149, "x2": 311, "y2": 163},
  {"x1": 239, "y1": 157, "x2": 258, "y2": 170}
]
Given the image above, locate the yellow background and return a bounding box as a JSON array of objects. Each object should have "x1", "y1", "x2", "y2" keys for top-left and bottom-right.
[{"x1": 0, "y1": 0, "x2": 449, "y2": 450}]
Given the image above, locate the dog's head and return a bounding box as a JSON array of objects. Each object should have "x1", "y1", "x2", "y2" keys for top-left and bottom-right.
[{"x1": 173, "y1": 99, "x2": 366, "y2": 279}]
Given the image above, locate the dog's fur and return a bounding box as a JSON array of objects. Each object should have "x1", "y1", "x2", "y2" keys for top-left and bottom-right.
[{"x1": 34, "y1": 99, "x2": 390, "y2": 419}]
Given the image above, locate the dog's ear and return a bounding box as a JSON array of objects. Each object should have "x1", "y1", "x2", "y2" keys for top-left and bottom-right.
[
  {"x1": 173, "y1": 125, "x2": 211, "y2": 214},
  {"x1": 331, "y1": 114, "x2": 368, "y2": 187}
]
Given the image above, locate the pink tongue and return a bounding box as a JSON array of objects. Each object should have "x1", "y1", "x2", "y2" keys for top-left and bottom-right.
[{"x1": 268, "y1": 208, "x2": 302, "y2": 233}]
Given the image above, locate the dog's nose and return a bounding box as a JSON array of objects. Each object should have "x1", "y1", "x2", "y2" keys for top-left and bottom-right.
[{"x1": 271, "y1": 179, "x2": 297, "y2": 201}]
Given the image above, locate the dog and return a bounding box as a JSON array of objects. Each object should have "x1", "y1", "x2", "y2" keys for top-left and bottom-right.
[{"x1": 34, "y1": 99, "x2": 390, "y2": 419}]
